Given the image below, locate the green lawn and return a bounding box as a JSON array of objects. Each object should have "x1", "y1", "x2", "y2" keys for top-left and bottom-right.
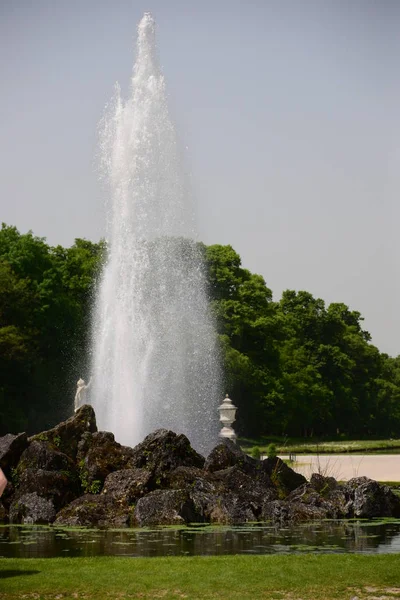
[
  {"x1": 1, "y1": 554, "x2": 400, "y2": 600},
  {"x1": 240, "y1": 437, "x2": 400, "y2": 456}
]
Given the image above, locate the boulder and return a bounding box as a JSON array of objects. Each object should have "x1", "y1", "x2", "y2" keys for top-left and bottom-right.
[
  {"x1": 286, "y1": 483, "x2": 344, "y2": 519},
  {"x1": 133, "y1": 489, "x2": 203, "y2": 526},
  {"x1": 309, "y1": 473, "x2": 338, "y2": 494},
  {"x1": 16, "y1": 440, "x2": 75, "y2": 475},
  {"x1": 212, "y1": 465, "x2": 277, "y2": 519},
  {"x1": 205, "y1": 439, "x2": 260, "y2": 476},
  {"x1": 0, "y1": 433, "x2": 28, "y2": 477},
  {"x1": 166, "y1": 466, "x2": 214, "y2": 491},
  {"x1": 344, "y1": 477, "x2": 400, "y2": 518},
  {"x1": 262, "y1": 457, "x2": 307, "y2": 495},
  {"x1": 9, "y1": 492, "x2": 56, "y2": 524},
  {"x1": 167, "y1": 465, "x2": 275, "y2": 524},
  {"x1": 29, "y1": 404, "x2": 97, "y2": 460},
  {"x1": 101, "y1": 468, "x2": 152, "y2": 503},
  {"x1": 262, "y1": 498, "x2": 333, "y2": 524},
  {"x1": 76, "y1": 431, "x2": 136, "y2": 493},
  {"x1": 15, "y1": 468, "x2": 80, "y2": 512},
  {"x1": 129, "y1": 429, "x2": 205, "y2": 486},
  {"x1": 54, "y1": 494, "x2": 132, "y2": 528}
]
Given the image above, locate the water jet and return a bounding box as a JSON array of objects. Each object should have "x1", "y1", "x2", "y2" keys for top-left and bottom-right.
[{"x1": 90, "y1": 13, "x2": 221, "y2": 454}]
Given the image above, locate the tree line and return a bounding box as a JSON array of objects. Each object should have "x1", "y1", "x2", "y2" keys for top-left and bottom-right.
[{"x1": 1, "y1": 223, "x2": 399, "y2": 440}]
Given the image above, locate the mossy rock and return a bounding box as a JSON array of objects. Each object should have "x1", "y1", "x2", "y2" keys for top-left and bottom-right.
[
  {"x1": 129, "y1": 429, "x2": 205, "y2": 486},
  {"x1": 9, "y1": 492, "x2": 56, "y2": 524},
  {"x1": 15, "y1": 467, "x2": 80, "y2": 512},
  {"x1": 77, "y1": 431, "x2": 136, "y2": 493},
  {"x1": 29, "y1": 404, "x2": 97, "y2": 460},
  {"x1": 15, "y1": 440, "x2": 75, "y2": 481},
  {"x1": 54, "y1": 493, "x2": 133, "y2": 528},
  {"x1": 133, "y1": 489, "x2": 203, "y2": 526}
]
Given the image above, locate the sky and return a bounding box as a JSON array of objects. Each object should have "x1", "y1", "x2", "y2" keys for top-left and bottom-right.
[{"x1": 1, "y1": 0, "x2": 399, "y2": 356}]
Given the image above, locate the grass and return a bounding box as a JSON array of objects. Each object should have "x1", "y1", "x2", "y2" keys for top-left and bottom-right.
[
  {"x1": 1, "y1": 554, "x2": 400, "y2": 599},
  {"x1": 240, "y1": 437, "x2": 400, "y2": 455}
]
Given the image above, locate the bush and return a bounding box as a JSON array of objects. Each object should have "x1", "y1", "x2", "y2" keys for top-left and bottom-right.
[{"x1": 267, "y1": 443, "x2": 277, "y2": 460}]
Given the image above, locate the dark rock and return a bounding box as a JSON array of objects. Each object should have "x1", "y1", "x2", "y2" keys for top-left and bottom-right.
[
  {"x1": 287, "y1": 483, "x2": 344, "y2": 519},
  {"x1": 133, "y1": 489, "x2": 203, "y2": 526},
  {"x1": 101, "y1": 468, "x2": 152, "y2": 504},
  {"x1": 0, "y1": 433, "x2": 28, "y2": 478},
  {"x1": 262, "y1": 457, "x2": 307, "y2": 495},
  {"x1": 344, "y1": 477, "x2": 400, "y2": 518},
  {"x1": 15, "y1": 468, "x2": 79, "y2": 512},
  {"x1": 77, "y1": 431, "x2": 136, "y2": 493},
  {"x1": 262, "y1": 498, "x2": 332, "y2": 524},
  {"x1": 9, "y1": 492, "x2": 56, "y2": 524},
  {"x1": 212, "y1": 465, "x2": 277, "y2": 519},
  {"x1": 29, "y1": 404, "x2": 97, "y2": 461},
  {"x1": 129, "y1": 429, "x2": 205, "y2": 486},
  {"x1": 309, "y1": 473, "x2": 338, "y2": 494},
  {"x1": 54, "y1": 494, "x2": 132, "y2": 528},
  {"x1": 166, "y1": 466, "x2": 213, "y2": 491},
  {"x1": 16, "y1": 440, "x2": 75, "y2": 475},
  {"x1": 165, "y1": 467, "x2": 226, "y2": 523},
  {"x1": 204, "y1": 440, "x2": 259, "y2": 475},
  {"x1": 213, "y1": 494, "x2": 258, "y2": 524}
]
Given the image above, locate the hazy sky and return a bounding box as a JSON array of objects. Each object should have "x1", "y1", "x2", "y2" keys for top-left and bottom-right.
[{"x1": 1, "y1": 0, "x2": 399, "y2": 356}]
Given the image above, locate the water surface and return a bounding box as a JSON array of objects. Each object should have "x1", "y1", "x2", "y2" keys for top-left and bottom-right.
[{"x1": 1, "y1": 520, "x2": 400, "y2": 558}]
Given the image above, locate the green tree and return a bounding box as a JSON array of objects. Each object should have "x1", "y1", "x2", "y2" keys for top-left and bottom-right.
[{"x1": 205, "y1": 244, "x2": 282, "y2": 436}]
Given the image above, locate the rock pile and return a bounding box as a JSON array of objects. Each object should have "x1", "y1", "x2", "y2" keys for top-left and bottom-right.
[{"x1": 1, "y1": 406, "x2": 399, "y2": 527}]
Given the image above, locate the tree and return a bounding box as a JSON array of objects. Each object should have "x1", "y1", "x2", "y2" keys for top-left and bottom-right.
[{"x1": 204, "y1": 244, "x2": 282, "y2": 436}]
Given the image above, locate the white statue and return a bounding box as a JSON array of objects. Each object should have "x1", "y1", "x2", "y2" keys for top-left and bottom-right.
[{"x1": 74, "y1": 377, "x2": 92, "y2": 413}]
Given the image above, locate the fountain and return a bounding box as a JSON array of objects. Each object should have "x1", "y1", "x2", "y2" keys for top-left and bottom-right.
[{"x1": 90, "y1": 13, "x2": 221, "y2": 454}]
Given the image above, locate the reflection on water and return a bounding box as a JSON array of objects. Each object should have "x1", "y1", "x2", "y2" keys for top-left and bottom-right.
[{"x1": 1, "y1": 520, "x2": 400, "y2": 558}]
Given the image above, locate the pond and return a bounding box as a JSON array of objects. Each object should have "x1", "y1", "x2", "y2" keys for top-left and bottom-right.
[{"x1": 1, "y1": 520, "x2": 400, "y2": 558}]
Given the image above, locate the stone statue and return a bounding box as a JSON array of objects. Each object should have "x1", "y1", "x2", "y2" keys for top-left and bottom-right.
[{"x1": 74, "y1": 377, "x2": 92, "y2": 413}]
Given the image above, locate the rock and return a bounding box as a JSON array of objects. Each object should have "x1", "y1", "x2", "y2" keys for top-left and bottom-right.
[
  {"x1": 9, "y1": 492, "x2": 56, "y2": 524},
  {"x1": 344, "y1": 477, "x2": 400, "y2": 518},
  {"x1": 3, "y1": 406, "x2": 400, "y2": 528},
  {"x1": 262, "y1": 457, "x2": 307, "y2": 495},
  {"x1": 166, "y1": 466, "x2": 213, "y2": 491},
  {"x1": 212, "y1": 465, "x2": 277, "y2": 519},
  {"x1": 15, "y1": 468, "x2": 80, "y2": 512},
  {"x1": 29, "y1": 404, "x2": 97, "y2": 461},
  {"x1": 76, "y1": 431, "x2": 136, "y2": 493},
  {"x1": 165, "y1": 467, "x2": 225, "y2": 523},
  {"x1": 55, "y1": 494, "x2": 132, "y2": 528},
  {"x1": 262, "y1": 498, "x2": 332, "y2": 524},
  {"x1": 204, "y1": 439, "x2": 259, "y2": 475},
  {"x1": 101, "y1": 468, "x2": 152, "y2": 503},
  {"x1": 0, "y1": 433, "x2": 28, "y2": 477},
  {"x1": 16, "y1": 440, "x2": 75, "y2": 475},
  {"x1": 216, "y1": 494, "x2": 259, "y2": 524},
  {"x1": 309, "y1": 473, "x2": 338, "y2": 494},
  {"x1": 287, "y1": 483, "x2": 344, "y2": 519},
  {"x1": 133, "y1": 489, "x2": 203, "y2": 526},
  {"x1": 129, "y1": 429, "x2": 205, "y2": 486}
]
